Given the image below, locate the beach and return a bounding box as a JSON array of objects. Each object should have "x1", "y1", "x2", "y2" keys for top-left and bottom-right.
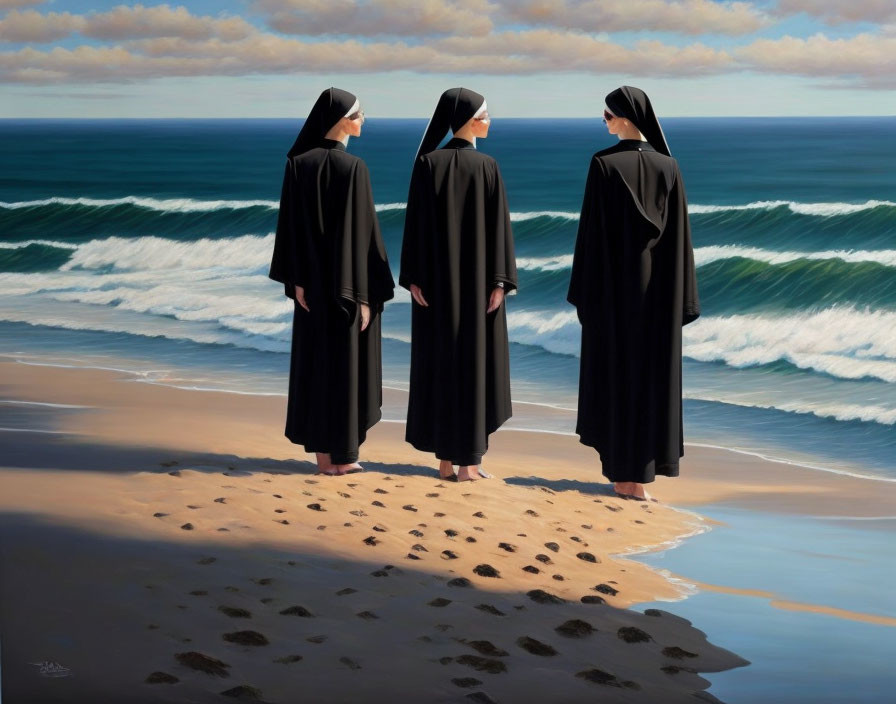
[
  {"x1": 2, "y1": 357, "x2": 892, "y2": 703},
  {"x1": 1, "y1": 116, "x2": 895, "y2": 702}
]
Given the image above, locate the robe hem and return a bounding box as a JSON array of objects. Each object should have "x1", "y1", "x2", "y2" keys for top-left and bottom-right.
[{"x1": 574, "y1": 435, "x2": 682, "y2": 483}]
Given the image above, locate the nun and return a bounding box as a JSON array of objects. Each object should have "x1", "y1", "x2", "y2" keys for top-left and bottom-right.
[
  {"x1": 269, "y1": 87, "x2": 395, "y2": 476},
  {"x1": 567, "y1": 85, "x2": 701, "y2": 501},
  {"x1": 399, "y1": 87, "x2": 518, "y2": 482}
]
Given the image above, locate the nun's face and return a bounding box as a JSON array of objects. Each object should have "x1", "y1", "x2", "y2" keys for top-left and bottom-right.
[
  {"x1": 470, "y1": 111, "x2": 490, "y2": 138},
  {"x1": 342, "y1": 109, "x2": 364, "y2": 137},
  {"x1": 603, "y1": 108, "x2": 620, "y2": 134}
]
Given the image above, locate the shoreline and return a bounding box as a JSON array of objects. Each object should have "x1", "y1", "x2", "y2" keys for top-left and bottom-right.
[{"x1": 4, "y1": 352, "x2": 893, "y2": 488}]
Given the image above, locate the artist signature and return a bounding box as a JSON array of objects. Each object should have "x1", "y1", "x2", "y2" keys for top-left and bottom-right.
[{"x1": 30, "y1": 660, "x2": 73, "y2": 678}]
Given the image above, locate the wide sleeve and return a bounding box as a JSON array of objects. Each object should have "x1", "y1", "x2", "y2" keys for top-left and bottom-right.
[
  {"x1": 567, "y1": 156, "x2": 603, "y2": 322},
  {"x1": 331, "y1": 159, "x2": 391, "y2": 320},
  {"x1": 268, "y1": 158, "x2": 305, "y2": 300},
  {"x1": 487, "y1": 160, "x2": 518, "y2": 294},
  {"x1": 671, "y1": 164, "x2": 700, "y2": 326},
  {"x1": 357, "y1": 159, "x2": 395, "y2": 308},
  {"x1": 398, "y1": 156, "x2": 433, "y2": 293}
]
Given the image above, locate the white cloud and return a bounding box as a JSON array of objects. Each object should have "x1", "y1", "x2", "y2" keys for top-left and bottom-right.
[
  {"x1": 0, "y1": 0, "x2": 46, "y2": 9},
  {"x1": 737, "y1": 32, "x2": 896, "y2": 88},
  {"x1": 83, "y1": 4, "x2": 254, "y2": 41},
  {"x1": 0, "y1": 29, "x2": 736, "y2": 83},
  {"x1": 0, "y1": 4, "x2": 254, "y2": 43},
  {"x1": 0, "y1": 10, "x2": 83, "y2": 42},
  {"x1": 774, "y1": 0, "x2": 896, "y2": 25},
  {"x1": 254, "y1": 0, "x2": 495, "y2": 37},
  {"x1": 499, "y1": 0, "x2": 768, "y2": 36}
]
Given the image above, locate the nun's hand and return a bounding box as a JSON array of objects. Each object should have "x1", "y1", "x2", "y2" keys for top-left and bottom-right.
[
  {"x1": 487, "y1": 287, "x2": 504, "y2": 313},
  {"x1": 410, "y1": 284, "x2": 429, "y2": 307},
  {"x1": 360, "y1": 303, "x2": 370, "y2": 331},
  {"x1": 295, "y1": 285, "x2": 310, "y2": 312}
]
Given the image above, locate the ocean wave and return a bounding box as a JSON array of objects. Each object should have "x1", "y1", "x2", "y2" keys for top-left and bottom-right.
[
  {"x1": 683, "y1": 307, "x2": 896, "y2": 383},
  {"x1": 694, "y1": 245, "x2": 896, "y2": 268},
  {"x1": 0, "y1": 195, "x2": 279, "y2": 213},
  {"x1": 517, "y1": 246, "x2": 896, "y2": 272},
  {"x1": 0, "y1": 239, "x2": 79, "y2": 251},
  {"x1": 510, "y1": 210, "x2": 579, "y2": 222},
  {"x1": 517, "y1": 254, "x2": 574, "y2": 271},
  {"x1": 505, "y1": 306, "x2": 896, "y2": 384},
  {"x1": 4, "y1": 196, "x2": 893, "y2": 218},
  {"x1": 684, "y1": 393, "x2": 896, "y2": 427},
  {"x1": 3, "y1": 285, "x2": 895, "y2": 386},
  {"x1": 59, "y1": 233, "x2": 275, "y2": 272},
  {"x1": 689, "y1": 199, "x2": 896, "y2": 216},
  {"x1": 505, "y1": 310, "x2": 580, "y2": 356},
  {"x1": 0, "y1": 312, "x2": 290, "y2": 354}
]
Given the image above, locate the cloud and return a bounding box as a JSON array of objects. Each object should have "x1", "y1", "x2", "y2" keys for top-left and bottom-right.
[
  {"x1": 0, "y1": 10, "x2": 82, "y2": 42},
  {"x1": 2, "y1": 1, "x2": 894, "y2": 92},
  {"x1": 433, "y1": 30, "x2": 733, "y2": 76},
  {"x1": 82, "y1": 4, "x2": 254, "y2": 41},
  {"x1": 0, "y1": 29, "x2": 734, "y2": 83},
  {"x1": 498, "y1": 0, "x2": 769, "y2": 36},
  {"x1": 773, "y1": 0, "x2": 896, "y2": 26},
  {"x1": 0, "y1": 0, "x2": 46, "y2": 8},
  {"x1": 737, "y1": 32, "x2": 896, "y2": 88},
  {"x1": 0, "y1": 4, "x2": 254, "y2": 43},
  {"x1": 253, "y1": 0, "x2": 495, "y2": 37}
]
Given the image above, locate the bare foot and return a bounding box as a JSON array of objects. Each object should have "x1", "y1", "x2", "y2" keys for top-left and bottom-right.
[
  {"x1": 614, "y1": 481, "x2": 654, "y2": 501},
  {"x1": 331, "y1": 462, "x2": 363, "y2": 475},
  {"x1": 457, "y1": 464, "x2": 482, "y2": 482},
  {"x1": 438, "y1": 460, "x2": 456, "y2": 480},
  {"x1": 316, "y1": 453, "x2": 336, "y2": 475}
]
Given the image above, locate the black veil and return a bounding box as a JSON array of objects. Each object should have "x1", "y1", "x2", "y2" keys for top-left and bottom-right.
[
  {"x1": 286, "y1": 87, "x2": 358, "y2": 158},
  {"x1": 414, "y1": 87, "x2": 486, "y2": 162},
  {"x1": 604, "y1": 86, "x2": 671, "y2": 157}
]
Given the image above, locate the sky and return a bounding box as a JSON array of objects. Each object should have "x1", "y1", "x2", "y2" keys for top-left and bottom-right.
[{"x1": 1, "y1": 0, "x2": 895, "y2": 118}]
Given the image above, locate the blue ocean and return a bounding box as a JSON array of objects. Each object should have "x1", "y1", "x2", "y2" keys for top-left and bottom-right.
[{"x1": 1, "y1": 117, "x2": 894, "y2": 481}]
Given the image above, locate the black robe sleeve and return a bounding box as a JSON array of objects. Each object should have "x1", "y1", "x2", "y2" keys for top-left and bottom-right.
[
  {"x1": 399, "y1": 156, "x2": 433, "y2": 293},
  {"x1": 268, "y1": 159, "x2": 306, "y2": 300},
  {"x1": 567, "y1": 157, "x2": 604, "y2": 323},
  {"x1": 336, "y1": 158, "x2": 395, "y2": 317},
  {"x1": 670, "y1": 162, "x2": 701, "y2": 325},
  {"x1": 487, "y1": 160, "x2": 518, "y2": 293}
]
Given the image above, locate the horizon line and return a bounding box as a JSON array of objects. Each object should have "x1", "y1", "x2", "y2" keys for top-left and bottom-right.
[{"x1": 1, "y1": 115, "x2": 894, "y2": 120}]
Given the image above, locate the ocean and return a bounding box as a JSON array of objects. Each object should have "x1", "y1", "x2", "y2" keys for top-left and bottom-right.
[{"x1": 1, "y1": 116, "x2": 894, "y2": 481}]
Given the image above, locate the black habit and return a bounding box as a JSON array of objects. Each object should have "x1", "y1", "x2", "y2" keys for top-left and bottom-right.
[
  {"x1": 567, "y1": 86, "x2": 700, "y2": 483},
  {"x1": 400, "y1": 88, "x2": 518, "y2": 466},
  {"x1": 269, "y1": 87, "x2": 394, "y2": 464}
]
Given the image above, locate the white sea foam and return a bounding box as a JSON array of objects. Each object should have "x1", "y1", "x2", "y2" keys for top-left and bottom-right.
[
  {"x1": 505, "y1": 310, "x2": 580, "y2": 356},
  {"x1": 3, "y1": 196, "x2": 892, "y2": 219},
  {"x1": 688, "y1": 199, "x2": 896, "y2": 216},
  {"x1": 683, "y1": 307, "x2": 896, "y2": 383},
  {"x1": 693, "y1": 245, "x2": 896, "y2": 268},
  {"x1": 374, "y1": 202, "x2": 406, "y2": 212},
  {"x1": 0, "y1": 239, "x2": 80, "y2": 250},
  {"x1": 0, "y1": 195, "x2": 279, "y2": 212},
  {"x1": 516, "y1": 254, "x2": 575, "y2": 271},
  {"x1": 2, "y1": 234, "x2": 895, "y2": 387},
  {"x1": 683, "y1": 392, "x2": 896, "y2": 426},
  {"x1": 509, "y1": 210, "x2": 579, "y2": 222},
  {"x1": 59, "y1": 234, "x2": 275, "y2": 272},
  {"x1": 517, "y1": 246, "x2": 896, "y2": 272}
]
